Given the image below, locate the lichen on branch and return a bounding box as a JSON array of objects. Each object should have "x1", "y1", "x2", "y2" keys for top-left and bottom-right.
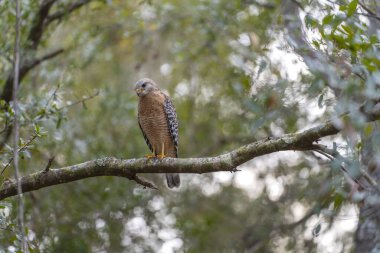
[{"x1": 0, "y1": 120, "x2": 340, "y2": 200}]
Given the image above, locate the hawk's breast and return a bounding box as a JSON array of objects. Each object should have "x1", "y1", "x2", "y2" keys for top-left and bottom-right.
[{"x1": 138, "y1": 91, "x2": 176, "y2": 157}]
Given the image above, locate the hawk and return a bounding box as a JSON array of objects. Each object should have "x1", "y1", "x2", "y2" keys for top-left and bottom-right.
[{"x1": 135, "y1": 78, "x2": 180, "y2": 188}]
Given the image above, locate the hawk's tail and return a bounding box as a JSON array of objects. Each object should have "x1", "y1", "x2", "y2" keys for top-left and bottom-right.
[{"x1": 166, "y1": 173, "x2": 180, "y2": 188}]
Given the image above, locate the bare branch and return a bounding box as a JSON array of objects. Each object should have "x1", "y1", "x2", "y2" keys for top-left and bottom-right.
[
  {"x1": 26, "y1": 48, "x2": 65, "y2": 70},
  {"x1": 359, "y1": 1, "x2": 380, "y2": 20},
  {"x1": 312, "y1": 147, "x2": 370, "y2": 192},
  {"x1": 313, "y1": 144, "x2": 379, "y2": 190},
  {"x1": 57, "y1": 90, "x2": 99, "y2": 110},
  {"x1": 26, "y1": 0, "x2": 58, "y2": 51},
  {"x1": 43, "y1": 156, "x2": 55, "y2": 172},
  {"x1": 12, "y1": 0, "x2": 26, "y2": 250},
  {"x1": 36, "y1": 89, "x2": 100, "y2": 120},
  {"x1": 46, "y1": 0, "x2": 93, "y2": 25},
  {"x1": 355, "y1": 11, "x2": 380, "y2": 21},
  {"x1": 0, "y1": 120, "x2": 340, "y2": 200},
  {"x1": 130, "y1": 174, "x2": 158, "y2": 190},
  {"x1": 1, "y1": 49, "x2": 65, "y2": 104}
]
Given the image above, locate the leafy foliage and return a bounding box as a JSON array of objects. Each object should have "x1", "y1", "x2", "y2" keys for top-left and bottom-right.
[{"x1": 0, "y1": 0, "x2": 379, "y2": 252}]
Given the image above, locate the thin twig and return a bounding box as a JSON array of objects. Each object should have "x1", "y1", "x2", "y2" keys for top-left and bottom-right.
[
  {"x1": 1, "y1": 133, "x2": 39, "y2": 176},
  {"x1": 26, "y1": 0, "x2": 58, "y2": 51},
  {"x1": 57, "y1": 90, "x2": 100, "y2": 111},
  {"x1": 26, "y1": 48, "x2": 65, "y2": 69},
  {"x1": 12, "y1": 0, "x2": 27, "y2": 250},
  {"x1": 44, "y1": 83, "x2": 61, "y2": 108},
  {"x1": 313, "y1": 148, "x2": 368, "y2": 191},
  {"x1": 313, "y1": 144, "x2": 379, "y2": 192},
  {"x1": 128, "y1": 174, "x2": 158, "y2": 190},
  {"x1": 43, "y1": 156, "x2": 55, "y2": 172},
  {"x1": 354, "y1": 12, "x2": 380, "y2": 21},
  {"x1": 35, "y1": 90, "x2": 100, "y2": 121},
  {"x1": 358, "y1": 1, "x2": 379, "y2": 17},
  {"x1": 46, "y1": 0, "x2": 93, "y2": 25}
]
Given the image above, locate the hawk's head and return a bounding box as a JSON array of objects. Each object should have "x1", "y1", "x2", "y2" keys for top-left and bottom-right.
[{"x1": 135, "y1": 78, "x2": 158, "y2": 97}]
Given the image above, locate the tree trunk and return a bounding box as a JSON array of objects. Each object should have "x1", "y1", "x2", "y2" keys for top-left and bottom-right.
[{"x1": 355, "y1": 123, "x2": 380, "y2": 252}]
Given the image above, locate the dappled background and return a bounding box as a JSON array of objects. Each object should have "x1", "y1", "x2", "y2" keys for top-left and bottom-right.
[{"x1": 1, "y1": 0, "x2": 380, "y2": 252}]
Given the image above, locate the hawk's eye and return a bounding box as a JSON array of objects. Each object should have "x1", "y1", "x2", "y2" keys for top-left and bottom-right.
[{"x1": 142, "y1": 83, "x2": 146, "y2": 88}]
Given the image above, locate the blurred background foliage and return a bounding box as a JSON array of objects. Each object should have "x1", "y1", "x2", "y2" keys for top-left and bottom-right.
[{"x1": 0, "y1": 0, "x2": 379, "y2": 252}]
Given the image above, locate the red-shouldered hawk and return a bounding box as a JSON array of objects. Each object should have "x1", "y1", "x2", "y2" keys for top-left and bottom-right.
[{"x1": 135, "y1": 78, "x2": 180, "y2": 188}]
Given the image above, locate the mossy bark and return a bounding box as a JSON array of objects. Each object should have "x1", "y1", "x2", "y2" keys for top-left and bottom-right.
[{"x1": 0, "y1": 121, "x2": 339, "y2": 200}]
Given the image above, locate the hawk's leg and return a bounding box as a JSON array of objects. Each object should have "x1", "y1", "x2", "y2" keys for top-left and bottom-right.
[
  {"x1": 144, "y1": 148, "x2": 157, "y2": 159},
  {"x1": 157, "y1": 142, "x2": 166, "y2": 159}
]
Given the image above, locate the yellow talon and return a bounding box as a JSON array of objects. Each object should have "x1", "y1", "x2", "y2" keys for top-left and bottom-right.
[
  {"x1": 157, "y1": 142, "x2": 166, "y2": 159},
  {"x1": 157, "y1": 154, "x2": 166, "y2": 159},
  {"x1": 144, "y1": 148, "x2": 156, "y2": 159}
]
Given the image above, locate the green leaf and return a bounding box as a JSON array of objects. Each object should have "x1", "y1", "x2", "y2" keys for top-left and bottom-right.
[
  {"x1": 318, "y1": 91, "x2": 325, "y2": 108},
  {"x1": 305, "y1": 14, "x2": 319, "y2": 29},
  {"x1": 37, "y1": 108, "x2": 46, "y2": 117},
  {"x1": 364, "y1": 123, "x2": 374, "y2": 137},
  {"x1": 347, "y1": 0, "x2": 358, "y2": 17},
  {"x1": 341, "y1": 25, "x2": 353, "y2": 35},
  {"x1": 356, "y1": 140, "x2": 362, "y2": 155},
  {"x1": 322, "y1": 14, "x2": 333, "y2": 25},
  {"x1": 333, "y1": 193, "x2": 344, "y2": 211},
  {"x1": 56, "y1": 115, "x2": 62, "y2": 129},
  {"x1": 34, "y1": 124, "x2": 40, "y2": 135},
  {"x1": 312, "y1": 40, "x2": 320, "y2": 49}
]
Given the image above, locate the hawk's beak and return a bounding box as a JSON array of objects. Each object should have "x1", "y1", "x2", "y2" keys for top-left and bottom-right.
[{"x1": 135, "y1": 88, "x2": 142, "y2": 95}]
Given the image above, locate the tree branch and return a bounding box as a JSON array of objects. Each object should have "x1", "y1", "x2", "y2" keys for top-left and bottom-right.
[
  {"x1": 12, "y1": 0, "x2": 26, "y2": 249},
  {"x1": 26, "y1": 0, "x2": 58, "y2": 51},
  {"x1": 0, "y1": 0, "x2": 93, "y2": 150},
  {"x1": 313, "y1": 144, "x2": 379, "y2": 190},
  {"x1": 1, "y1": 0, "x2": 92, "y2": 103},
  {"x1": 0, "y1": 49, "x2": 65, "y2": 151},
  {"x1": 26, "y1": 48, "x2": 65, "y2": 70},
  {"x1": 1, "y1": 49, "x2": 65, "y2": 103},
  {"x1": 0, "y1": 121, "x2": 340, "y2": 200},
  {"x1": 358, "y1": 1, "x2": 380, "y2": 21},
  {"x1": 46, "y1": 0, "x2": 93, "y2": 25}
]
